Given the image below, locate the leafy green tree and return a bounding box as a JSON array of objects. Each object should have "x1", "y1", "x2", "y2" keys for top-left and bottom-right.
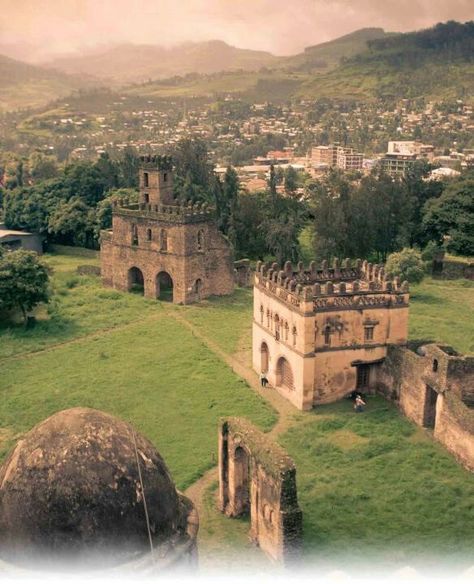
[
  {"x1": 0, "y1": 249, "x2": 50, "y2": 322},
  {"x1": 94, "y1": 188, "x2": 139, "y2": 238},
  {"x1": 268, "y1": 164, "x2": 277, "y2": 201},
  {"x1": 284, "y1": 166, "x2": 298, "y2": 197},
  {"x1": 29, "y1": 152, "x2": 59, "y2": 182},
  {"x1": 171, "y1": 138, "x2": 216, "y2": 204},
  {"x1": 117, "y1": 146, "x2": 140, "y2": 189},
  {"x1": 48, "y1": 198, "x2": 96, "y2": 248},
  {"x1": 422, "y1": 174, "x2": 474, "y2": 256},
  {"x1": 94, "y1": 152, "x2": 119, "y2": 191},
  {"x1": 385, "y1": 248, "x2": 425, "y2": 284}
]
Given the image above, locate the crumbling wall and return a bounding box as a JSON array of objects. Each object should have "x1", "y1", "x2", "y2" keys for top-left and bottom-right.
[
  {"x1": 378, "y1": 344, "x2": 474, "y2": 471},
  {"x1": 218, "y1": 418, "x2": 302, "y2": 564}
]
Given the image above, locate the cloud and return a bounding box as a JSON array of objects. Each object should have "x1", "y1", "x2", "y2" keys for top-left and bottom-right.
[{"x1": 0, "y1": 0, "x2": 472, "y2": 61}]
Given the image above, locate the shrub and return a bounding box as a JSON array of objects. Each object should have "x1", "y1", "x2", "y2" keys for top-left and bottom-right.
[{"x1": 385, "y1": 248, "x2": 425, "y2": 284}]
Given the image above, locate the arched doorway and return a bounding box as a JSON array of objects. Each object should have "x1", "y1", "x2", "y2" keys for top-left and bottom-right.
[
  {"x1": 128, "y1": 267, "x2": 144, "y2": 295},
  {"x1": 260, "y1": 342, "x2": 269, "y2": 374},
  {"x1": 195, "y1": 278, "x2": 203, "y2": 301},
  {"x1": 156, "y1": 271, "x2": 173, "y2": 302},
  {"x1": 276, "y1": 357, "x2": 294, "y2": 391},
  {"x1": 233, "y1": 446, "x2": 250, "y2": 516}
]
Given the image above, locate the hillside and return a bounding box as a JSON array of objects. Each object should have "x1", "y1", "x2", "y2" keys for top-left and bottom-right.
[
  {"x1": 298, "y1": 20, "x2": 474, "y2": 101},
  {"x1": 0, "y1": 54, "x2": 94, "y2": 112},
  {"x1": 43, "y1": 40, "x2": 279, "y2": 83},
  {"x1": 121, "y1": 22, "x2": 473, "y2": 103},
  {"x1": 281, "y1": 27, "x2": 391, "y2": 72}
]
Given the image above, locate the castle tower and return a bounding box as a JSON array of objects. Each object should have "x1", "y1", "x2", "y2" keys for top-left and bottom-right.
[
  {"x1": 139, "y1": 155, "x2": 174, "y2": 206},
  {"x1": 252, "y1": 259, "x2": 409, "y2": 410},
  {"x1": 100, "y1": 155, "x2": 235, "y2": 305}
]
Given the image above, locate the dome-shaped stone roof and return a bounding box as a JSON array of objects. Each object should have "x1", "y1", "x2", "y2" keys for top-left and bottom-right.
[{"x1": 0, "y1": 408, "x2": 193, "y2": 569}]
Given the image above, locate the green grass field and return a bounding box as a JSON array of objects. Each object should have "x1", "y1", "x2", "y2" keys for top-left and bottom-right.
[
  {"x1": 0, "y1": 247, "x2": 473, "y2": 566},
  {"x1": 0, "y1": 250, "x2": 276, "y2": 489},
  {"x1": 280, "y1": 398, "x2": 474, "y2": 566}
]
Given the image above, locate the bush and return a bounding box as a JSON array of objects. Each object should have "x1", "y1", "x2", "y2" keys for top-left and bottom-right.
[{"x1": 385, "y1": 248, "x2": 425, "y2": 284}]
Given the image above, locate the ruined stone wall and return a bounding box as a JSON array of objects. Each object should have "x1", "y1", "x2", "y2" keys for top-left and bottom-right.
[
  {"x1": 434, "y1": 393, "x2": 474, "y2": 471},
  {"x1": 378, "y1": 344, "x2": 474, "y2": 471},
  {"x1": 100, "y1": 212, "x2": 234, "y2": 304},
  {"x1": 218, "y1": 418, "x2": 302, "y2": 564}
]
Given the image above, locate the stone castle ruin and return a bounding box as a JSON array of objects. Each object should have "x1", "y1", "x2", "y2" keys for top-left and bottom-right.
[
  {"x1": 253, "y1": 258, "x2": 410, "y2": 410},
  {"x1": 218, "y1": 418, "x2": 302, "y2": 564},
  {"x1": 100, "y1": 155, "x2": 235, "y2": 304},
  {"x1": 378, "y1": 343, "x2": 474, "y2": 471}
]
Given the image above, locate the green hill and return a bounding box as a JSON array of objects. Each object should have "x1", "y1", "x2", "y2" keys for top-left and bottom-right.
[
  {"x1": 128, "y1": 21, "x2": 474, "y2": 103},
  {"x1": 43, "y1": 40, "x2": 278, "y2": 84},
  {"x1": 299, "y1": 20, "x2": 474, "y2": 101},
  {"x1": 0, "y1": 54, "x2": 93, "y2": 112},
  {"x1": 281, "y1": 27, "x2": 391, "y2": 72}
]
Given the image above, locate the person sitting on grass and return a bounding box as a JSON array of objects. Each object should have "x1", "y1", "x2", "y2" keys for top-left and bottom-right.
[{"x1": 354, "y1": 394, "x2": 366, "y2": 413}]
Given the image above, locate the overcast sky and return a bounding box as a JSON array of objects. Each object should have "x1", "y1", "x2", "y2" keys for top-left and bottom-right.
[{"x1": 1, "y1": 0, "x2": 472, "y2": 61}]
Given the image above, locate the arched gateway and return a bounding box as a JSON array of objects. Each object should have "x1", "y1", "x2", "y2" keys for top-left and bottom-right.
[
  {"x1": 156, "y1": 271, "x2": 173, "y2": 302},
  {"x1": 128, "y1": 267, "x2": 144, "y2": 295}
]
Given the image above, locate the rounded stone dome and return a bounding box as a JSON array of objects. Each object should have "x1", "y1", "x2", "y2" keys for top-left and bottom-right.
[{"x1": 0, "y1": 408, "x2": 195, "y2": 570}]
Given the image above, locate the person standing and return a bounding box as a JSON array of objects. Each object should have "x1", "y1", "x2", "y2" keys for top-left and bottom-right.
[{"x1": 354, "y1": 395, "x2": 366, "y2": 413}]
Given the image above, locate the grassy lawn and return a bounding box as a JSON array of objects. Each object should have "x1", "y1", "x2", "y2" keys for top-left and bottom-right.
[
  {"x1": 0, "y1": 247, "x2": 473, "y2": 566},
  {"x1": 410, "y1": 278, "x2": 474, "y2": 354},
  {"x1": 280, "y1": 397, "x2": 474, "y2": 565},
  {"x1": 0, "y1": 248, "x2": 276, "y2": 488},
  {"x1": 179, "y1": 288, "x2": 253, "y2": 355}
]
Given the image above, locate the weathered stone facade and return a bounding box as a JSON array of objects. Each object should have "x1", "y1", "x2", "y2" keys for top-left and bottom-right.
[
  {"x1": 377, "y1": 344, "x2": 474, "y2": 471},
  {"x1": 218, "y1": 418, "x2": 302, "y2": 564},
  {"x1": 100, "y1": 155, "x2": 235, "y2": 304},
  {"x1": 252, "y1": 258, "x2": 409, "y2": 409}
]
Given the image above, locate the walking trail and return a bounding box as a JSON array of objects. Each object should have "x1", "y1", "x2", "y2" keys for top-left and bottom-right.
[{"x1": 167, "y1": 310, "x2": 299, "y2": 520}]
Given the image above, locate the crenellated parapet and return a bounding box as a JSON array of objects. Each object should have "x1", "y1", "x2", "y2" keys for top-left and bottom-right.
[
  {"x1": 139, "y1": 154, "x2": 173, "y2": 171},
  {"x1": 114, "y1": 201, "x2": 215, "y2": 224},
  {"x1": 254, "y1": 258, "x2": 409, "y2": 313}
]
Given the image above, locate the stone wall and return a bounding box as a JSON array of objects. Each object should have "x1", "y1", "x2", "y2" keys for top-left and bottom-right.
[
  {"x1": 378, "y1": 344, "x2": 474, "y2": 471},
  {"x1": 100, "y1": 214, "x2": 234, "y2": 304},
  {"x1": 218, "y1": 418, "x2": 302, "y2": 564}
]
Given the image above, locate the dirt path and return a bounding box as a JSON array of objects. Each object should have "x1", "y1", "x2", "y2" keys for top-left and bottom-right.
[{"x1": 170, "y1": 309, "x2": 300, "y2": 538}]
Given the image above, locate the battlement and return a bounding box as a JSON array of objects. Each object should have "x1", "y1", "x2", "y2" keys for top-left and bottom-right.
[
  {"x1": 139, "y1": 154, "x2": 173, "y2": 171},
  {"x1": 113, "y1": 200, "x2": 215, "y2": 224},
  {"x1": 254, "y1": 258, "x2": 409, "y2": 312}
]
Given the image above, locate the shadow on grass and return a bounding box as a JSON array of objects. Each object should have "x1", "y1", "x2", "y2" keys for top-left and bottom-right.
[{"x1": 410, "y1": 291, "x2": 443, "y2": 304}]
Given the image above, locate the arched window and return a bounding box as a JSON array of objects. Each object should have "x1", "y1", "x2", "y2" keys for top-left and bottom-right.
[
  {"x1": 131, "y1": 224, "x2": 138, "y2": 246},
  {"x1": 146, "y1": 228, "x2": 152, "y2": 242},
  {"x1": 266, "y1": 309, "x2": 270, "y2": 328},
  {"x1": 144, "y1": 193, "x2": 149, "y2": 204},
  {"x1": 323, "y1": 325, "x2": 331, "y2": 346},
  {"x1": 160, "y1": 229, "x2": 168, "y2": 252},
  {"x1": 274, "y1": 314, "x2": 280, "y2": 340},
  {"x1": 260, "y1": 304, "x2": 264, "y2": 324},
  {"x1": 285, "y1": 321, "x2": 289, "y2": 341},
  {"x1": 433, "y1": 359, "x2": 438, "y2": 372},
  {"x1": 292, "y1": 325, "x2": 297, "y2": 347},
  {"x1": 163, "y1": 172, "x2": 168, "y2": 183},
  {"x1": 143, "y1": 172, "x2": 149, "y2": 187},
  {"x1": 197, "y1": 229, "x2": 205, "y2": 251}
]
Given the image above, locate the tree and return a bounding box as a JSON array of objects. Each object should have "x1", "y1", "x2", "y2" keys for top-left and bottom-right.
[
  {"x1": 171, "y1": 138, "x2": 216, "y2": 204},
  {"x1": 385, "y1": 248, "x2": 425, "y2": 284},
  {"x1": 217, "y1": 166, "x2": 239, "y2": 245},
  {"x1": 422, "y1": 174, "x2": 474, "y2": 256},
  {"x1": 0, "y1": 249, "x2": 50, "y2": 322},
  {"x1": 95, "y1": 188, "x2": 138, "y2": 238},
  {"x1": 29, "y1": 152, "x2": 59, "y2": 182},
  {"x1": 284, "y1": 166, "x2": 298, "y2": 197},
  {"x1": 48, "y1": 198, "x2": 96, "y2": 248}
]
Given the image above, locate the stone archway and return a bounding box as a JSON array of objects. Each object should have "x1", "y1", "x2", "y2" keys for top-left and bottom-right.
[
  {"x1": 233, "y1": 446, "x2": 250, "y2": 516},
  {"x1": 128, "y1": 267, "x2": 144, "y2": 295},
  {"x1": 156, "y1": 271, "x2": 173, "y2": 302},
  {"x1": 195, "y1": 278, "x2": 203, "y2": 302},
  {"x1": 276, "y1": 357, "x2": 294, "y2": 391},
  {"x1": 261, "y1": 342, "x2": 269, "y2": 374}
]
